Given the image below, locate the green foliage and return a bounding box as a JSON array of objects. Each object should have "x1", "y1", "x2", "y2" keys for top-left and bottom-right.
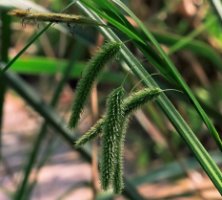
[
  {"x1": 11, "y1": 56, "x2": 124, "y2": 84},
  {"x1": 2, "y1": 0, "x2": 222, "y2": 199}
]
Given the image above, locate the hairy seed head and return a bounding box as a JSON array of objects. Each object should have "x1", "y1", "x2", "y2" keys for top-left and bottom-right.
[
  {"x1": 100, "y1": 87, "x2": 125, "y2": 190},
  {"x1": 75, "y1": 88, "x2": 162, "y2": 147},
  {"x1": 123, "y1": 88, "x2": 161, "y2": 114},
  {"x1": 69, "y1": 42, "x2": 121, "y2": 129}
]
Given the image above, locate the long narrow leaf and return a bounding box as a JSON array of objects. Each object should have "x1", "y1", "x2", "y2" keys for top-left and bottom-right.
[{"x1": 11, "y1": 56, "x2": 124, "y2": 84}]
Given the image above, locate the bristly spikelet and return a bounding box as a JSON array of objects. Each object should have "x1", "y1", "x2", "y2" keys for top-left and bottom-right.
[
  {"x1": 113, "y1": 118, "x2": 129, "y2": 193},
  {"x1": 111, "y1": 88, "x2": 161, "y2": 193},
  {"x1": 75, "y1": 88, "x2": 162, "y2": 147},
  {"x1": 69, "y1": 41, "x2": 122, "y2": 129},
  {"x1": 123, "y1": 88, "x2": 161, "y2": 115},
  {"x1": 113, "y1": 157, "x2": 123, "y2": 193},
  {"x1": 75, "y1": 118, "x2": 104, "y2": 147},
  {"x1": 74, "y1": 87, "x2": 162, "y2": 193},
  {"x1": 100, "y1": 87, "x2": 125, "y2": 190}
]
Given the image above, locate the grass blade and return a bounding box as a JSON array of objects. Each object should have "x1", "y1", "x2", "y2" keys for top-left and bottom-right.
[
  {"x1": 111, "y1": 0, "x2": 222, "y2": 151},
  {"x1": 76, "y1": 1, "x2": 222, "y2": 194},
  {"x1": 11, "y1": 56, "x2": 124, "y2": 84},
  {"x1": 1, "y1": 23, "x2": 52, "y2": 72}
]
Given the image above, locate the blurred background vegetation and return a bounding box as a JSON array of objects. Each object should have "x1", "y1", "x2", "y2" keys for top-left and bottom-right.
[{"x1": 1, "y1": 0, "x2": 222, "y2": 199}]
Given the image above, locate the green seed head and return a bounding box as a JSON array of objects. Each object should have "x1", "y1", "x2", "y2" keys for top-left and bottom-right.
[
  {"x1": 68, "y1": 42, "x2": 121, "y2": 129},
  {"x1": 100, "y1": 87, "x2": 125, "y2": 190},
  {"x1": 123, "y1": 88, "x2": 161, "y2": 115}
]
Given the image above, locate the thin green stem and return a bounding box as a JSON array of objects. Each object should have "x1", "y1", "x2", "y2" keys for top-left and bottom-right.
[
  {"x1": 0, "y1": 11, "x2": 10, "y2": 159},
  {"x1": 1, "y1": 23, "x2": 52, "y2": 73},
  {"x1": 0, "y1": 0, "x2": 78, "y2": 73}
]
